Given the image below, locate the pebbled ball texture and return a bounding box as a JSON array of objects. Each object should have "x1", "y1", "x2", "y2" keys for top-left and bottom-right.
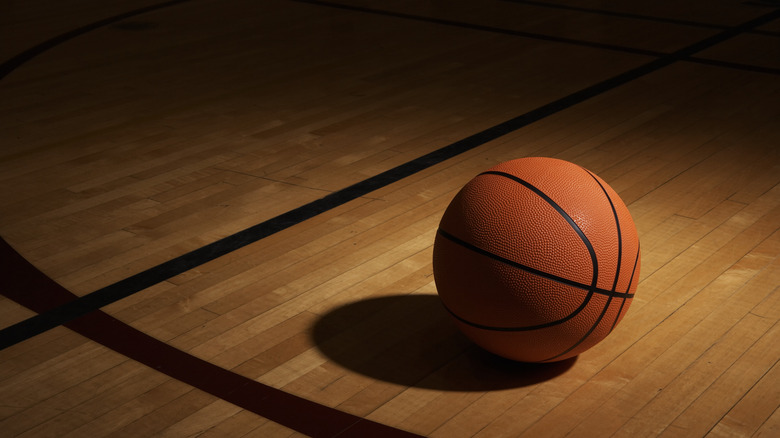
[{"x1": 433, "y1": 157, "x2": 640, "y2": 362}]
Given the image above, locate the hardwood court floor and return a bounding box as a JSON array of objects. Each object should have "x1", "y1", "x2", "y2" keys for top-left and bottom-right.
[{"x1": 1, "y1": 0, "x2": 779, "y2": 436}]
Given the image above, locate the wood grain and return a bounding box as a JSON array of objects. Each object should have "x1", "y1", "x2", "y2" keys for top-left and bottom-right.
[{"x1": 1, "y1": 0, "x2": 778, "y2": 436}]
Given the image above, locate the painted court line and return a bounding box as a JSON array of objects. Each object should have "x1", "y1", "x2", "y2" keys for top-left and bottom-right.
[
  {"x1": 2, "y1": 3, "x2": 779, "y2": 351},
  {"x1": 1, "y1": 4, "x2": 779, "y2": 437},
  {"x1": 0, "y1": 239, "x2": 421, "y2": 437}
]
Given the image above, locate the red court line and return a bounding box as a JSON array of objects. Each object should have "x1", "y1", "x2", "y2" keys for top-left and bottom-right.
[{"x1": 0, "y1": 238, "x2": 421, "y2": 438}]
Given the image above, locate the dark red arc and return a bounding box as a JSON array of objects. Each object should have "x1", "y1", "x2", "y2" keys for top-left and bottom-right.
[{"x1": 0, "y1": 238, "x2": 421, "y2": 438}]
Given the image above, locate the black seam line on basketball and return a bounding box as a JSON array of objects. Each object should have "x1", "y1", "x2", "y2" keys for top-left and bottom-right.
[
  {"x1": 580, "y1": 168, "x2": 639, "y2": 343},
  {"x1": 542, "y1": 247, "x2": 641, "y2": 361},
  {"x1": 540, "y1": 242, "x2": 618, "y2": 360},
  {"x1": 607, "y1": 251, "x2": 638, "y2": 334},
  {"x1": 294, "y1": 0, "x2": 780, "y2": 77},
  {"x1": 570, "y1": 168, "x2": 623, "y2": 362},
  {"x1": 0, "y1": 9, "x2": 775, "y2": 350},
  {"x1": 479, "y1": 170, "x2": 600, "y2": 291},
  {"x1": 539, "y1": 168, "x2": 624, "y2": 362},
  {"x1": 439, "y1": 297, "x2": 591, "y2": 332},
  {"x1": 540, "y1": 183, "x2": 635, "y2": 361},
  {"x1": 0, "y1": 0, "x2": 195, "y2": 81},
  {"x1": 541, "y1": 289, "x2": 616, "y2": 362},
  {"x1": 582, "y1": 169, "x2": 624, "y2": 294},
  {"x1": 609, "y1": 247, "x2": 641, "y2": 335},
  {"x1": 609, "y1": 297, "x2": 628, "y2": 337},
  {"x1": 436, "y1": 230, "x2": 633, "y2": 300}
]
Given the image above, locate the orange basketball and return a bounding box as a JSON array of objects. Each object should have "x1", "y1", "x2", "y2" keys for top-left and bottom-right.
[{"x1": 433, "y1": 157, "x2": 640, "y2": 362}]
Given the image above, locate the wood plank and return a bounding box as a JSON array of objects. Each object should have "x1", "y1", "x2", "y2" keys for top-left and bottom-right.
[
  {"x1": 1, "y1": 1, "x2": 779, "y2": 437},
  {"x1": 659, "y1": 319, "x2": 780, "y2": 437},
  {"x1": 707, "y1": 359, "x2": 780, "y2": 438}
]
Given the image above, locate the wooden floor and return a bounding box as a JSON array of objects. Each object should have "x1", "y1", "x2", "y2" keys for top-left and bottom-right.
[{"x1": 1, "y1": 0, "x2": 779, "y2": 436}]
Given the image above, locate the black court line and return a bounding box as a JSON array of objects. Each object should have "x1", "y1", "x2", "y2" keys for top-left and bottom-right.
[
  {"x1": 1, "y1": 4, "x2": 779, "y2": 350},
  {"x1": 504, "y1": 0, "x2": 780, "y2": 34},
  {"x1": 685, "y1": 57, "x2": 780, "y2": 76},
  {"x1": 0, "y1": 238, "x2": 423, "y2": 438},
  {"x1": 294, "y1": 0, "x2": 780, "y2": 76},
  {"x1": 2, "y1": 5, "x2": 780, "y2": 351},
  {"x1": 0, "y1": 3, "x2": 769, "y2": 436},
  {"x1": 0, "y1": 0, "x2": 195, "y2": 81},
  {"x1": 293, "y1": 0, "x2": 666, "y2": 58}
]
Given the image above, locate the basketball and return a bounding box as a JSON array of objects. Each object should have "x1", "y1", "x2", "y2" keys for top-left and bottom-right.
[{"x1": 433, "y1": 157, "x2": 640, "y2": 362}]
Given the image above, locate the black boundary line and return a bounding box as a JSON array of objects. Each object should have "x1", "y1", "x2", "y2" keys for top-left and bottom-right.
[
  {"x1": 294, "y1": 0, "x2": 780, "y2": 76},
  {"x1": 2, "y1": 4, "x2": 780, "y2": 350},
  {"x1": 0, "y1": 0, "x2": 195, "y2": 81},
  {"x1": 0, "y1": 2, "x2": 767, "y2": 436},
  {"x1": 685, "y1": 57, "x2": 780, "y2": 76},
  {"x1": 0, "y1": 238, "x2": 424, "y2": 438},
  {"x1": 504, "y1": 0, "x2": 780, "y2": 35},
  {"x1": 293, "y1": 0, "x2": 665, "y2": 58}
]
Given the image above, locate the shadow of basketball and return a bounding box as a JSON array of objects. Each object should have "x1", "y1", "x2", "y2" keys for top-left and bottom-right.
[{"x1": 310, "y1": 294, "x2": 576, "y2": 391}]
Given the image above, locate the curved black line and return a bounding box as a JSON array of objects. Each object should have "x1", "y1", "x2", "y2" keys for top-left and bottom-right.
[
  {"x1": 436, "y1": 168, "x2": 601, "y2": 334},
  {"x1": 584, "y1": 169, "x2": 624, "y2": 293},
  {"x1": 0, "y1": 0, "x2": 195, "y2": 81},
  {"x1": 543, "y1": 290, "x2": 615, "y2": 362},
  {"x1": 582, "y1": 168, "x2": 643, "y2": 338},
  {"x1": 437, "y1": 168, "x2": 641, "y2": 361},
  {"x1": 540, "y1": 169, "x2": 625, "y2": 362},
  {"x1": 0, "y1": 238, "x2": 422, "y2": 438},
  {"x1": 441, "y1": 297, "x2": 590, "y2": 332},
  {"x1": 296, "y1": 0, "x2": 780, "y2": 76},
  {"x1": 438, "y1": 230, "x2": 632, "y2": 299},
  {"x1": 609, "y1": 247, "x2": 641, "y2": 334},
  {"x1": 480, "y1": 170, "x2": 600, "y2": 290},
  {"x1": 2, "y1": 6, "x2": 778, "y2": 349},
  {"x1": 437, "y1": 229, "x2": 596, "y2": 332}
]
